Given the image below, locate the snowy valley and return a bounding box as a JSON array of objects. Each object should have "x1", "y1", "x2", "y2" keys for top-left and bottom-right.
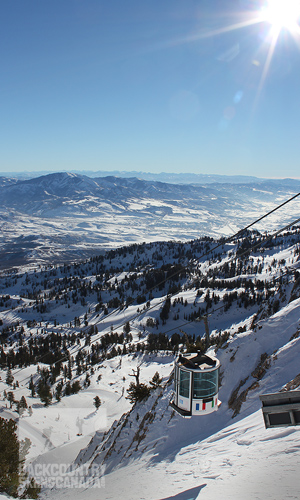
[{"x1": 1, "y1": 172, "x2": 300, "y2": 269}]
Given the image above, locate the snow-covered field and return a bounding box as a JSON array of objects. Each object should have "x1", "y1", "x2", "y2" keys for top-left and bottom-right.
[{"x1": 1, "y1": 172, "x2": 300, "y2": 268}]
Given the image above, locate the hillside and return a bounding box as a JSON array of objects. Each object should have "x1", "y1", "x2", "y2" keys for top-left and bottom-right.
[{"x1": 0, "y1": 227, "x2": 300, "y2": 499}]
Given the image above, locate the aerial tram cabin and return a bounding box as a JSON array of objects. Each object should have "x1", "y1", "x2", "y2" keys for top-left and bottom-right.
[{"x1": 170, "y1": 352, "x2": 221, "y2": 417}]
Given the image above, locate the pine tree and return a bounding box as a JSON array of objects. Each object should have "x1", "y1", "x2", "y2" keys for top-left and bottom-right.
[
  {"x1": 67, "y1": 358, "x2": 72, "y2": 380},
  {"x1": 149, "y1": 371, "x2": 162, "y2": 389},
  {"x1": 126, "y1": 382, "x2": 150, "y2": 404},
  {"x1": 18, "y1": 396, "x2": 28, "y2": 416},
  {"x1": 160, "y1": 297, "x2": 171, "y2": 323},
  {"x1": 20, "y1": 396, "x2": 28, "y2": 409},
  {"x1": 29, "y1": 376, "x2": 35, "y2": 397},
  {"x1": 55, "y1": 381, "x2": 63, "y2": 401},
  {"x1": 7, "y1": 391, "x2": 15, "y2": 409},
  {"x1": 37, "y1": 381, "x2": 52, "y2": 407},
  {"x1": 93, "y1": 395, "x2": 101, "y2": 410},
  {"x1": 84, "y1": 373, "x2": 90, "y2": 387},
  {"x1": 20, "y1": 477, "x2": 41, "y2": 499},
  {"x1": 0, "y1": 417, "x2": 20, "y2": 496},
  {"x1": 6, "y1": 368, "x2": 14, "y2": 386},
  {"x1": 123, "y1": 321, "x2": 131, "y2": 334},
  {"x1": 0, "y1": 417, "x2": 40, "y2": 498},
  {"x1": 64, "y1": 381, "x2": 71, "y2": 396},
  {"x1": 71, "y1": 380, "x2": 81, "y2": 394}
]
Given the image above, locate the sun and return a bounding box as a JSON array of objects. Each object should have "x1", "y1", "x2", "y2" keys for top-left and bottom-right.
[
  {"x1": 164, "y1": 0, "x2": 300, "y2": 109},
  {"x1": 260, "y1": 0, "x2": 300, "y2": 33}
]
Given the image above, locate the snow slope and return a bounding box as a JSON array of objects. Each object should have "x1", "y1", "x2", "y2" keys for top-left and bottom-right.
[
  {"x1": 54, "y1": 410, "x2": 299, "y2": 500},
  {"x1": 1, "y1": 230, "x2": 300, "y2": 499},
  {"x1": 16, "y1": 294, "x2": 300, "y2": 500}
]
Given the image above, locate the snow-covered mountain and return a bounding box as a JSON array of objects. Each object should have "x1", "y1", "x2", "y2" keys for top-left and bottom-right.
[
  {"x1": 2, "y1": 169, "x2": 300, "y2": 186},
  {"x1": 0, "y1": 172, "x2": 300, "y2": 270},
  {"x1": 0, "y1": 170, "x2": 271, "y2": 183},
  {"x1": 1, "y1": 228, "x2": 300, "y2": 499}
]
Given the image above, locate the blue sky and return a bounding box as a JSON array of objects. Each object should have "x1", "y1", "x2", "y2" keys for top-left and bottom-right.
[{"x1": 1, "y1": 0, "x2": 300, "y2": 178}]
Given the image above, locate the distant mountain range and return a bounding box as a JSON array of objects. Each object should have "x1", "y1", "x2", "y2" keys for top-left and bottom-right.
[
  {"x1": 0, "y1": 172, "x2": 299, "y2": 269},
  {"x1": 2, "y1": 169, "x2": 300, "y2": 185}
]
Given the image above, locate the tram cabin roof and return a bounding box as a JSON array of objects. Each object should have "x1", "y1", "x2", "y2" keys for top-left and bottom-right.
[{"x1": 177, "y1": 352, "x2": 218, "y2": 371}]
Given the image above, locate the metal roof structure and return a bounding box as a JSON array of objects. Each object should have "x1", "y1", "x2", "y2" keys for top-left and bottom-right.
[
  {"x1": 259, "y1": 390, "x2": 300, "y2": 428},
  {"x1": 176, "y1": 353, "x2": 217, "y2": 370}
]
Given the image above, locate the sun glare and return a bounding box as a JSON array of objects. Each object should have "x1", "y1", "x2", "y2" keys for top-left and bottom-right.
[
  {"x1": 166, "y1": 0, "x2": 300, "y2": 112},
  {"x1": 261, "y1": 0, "x2": 300, "y2": 32}
]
